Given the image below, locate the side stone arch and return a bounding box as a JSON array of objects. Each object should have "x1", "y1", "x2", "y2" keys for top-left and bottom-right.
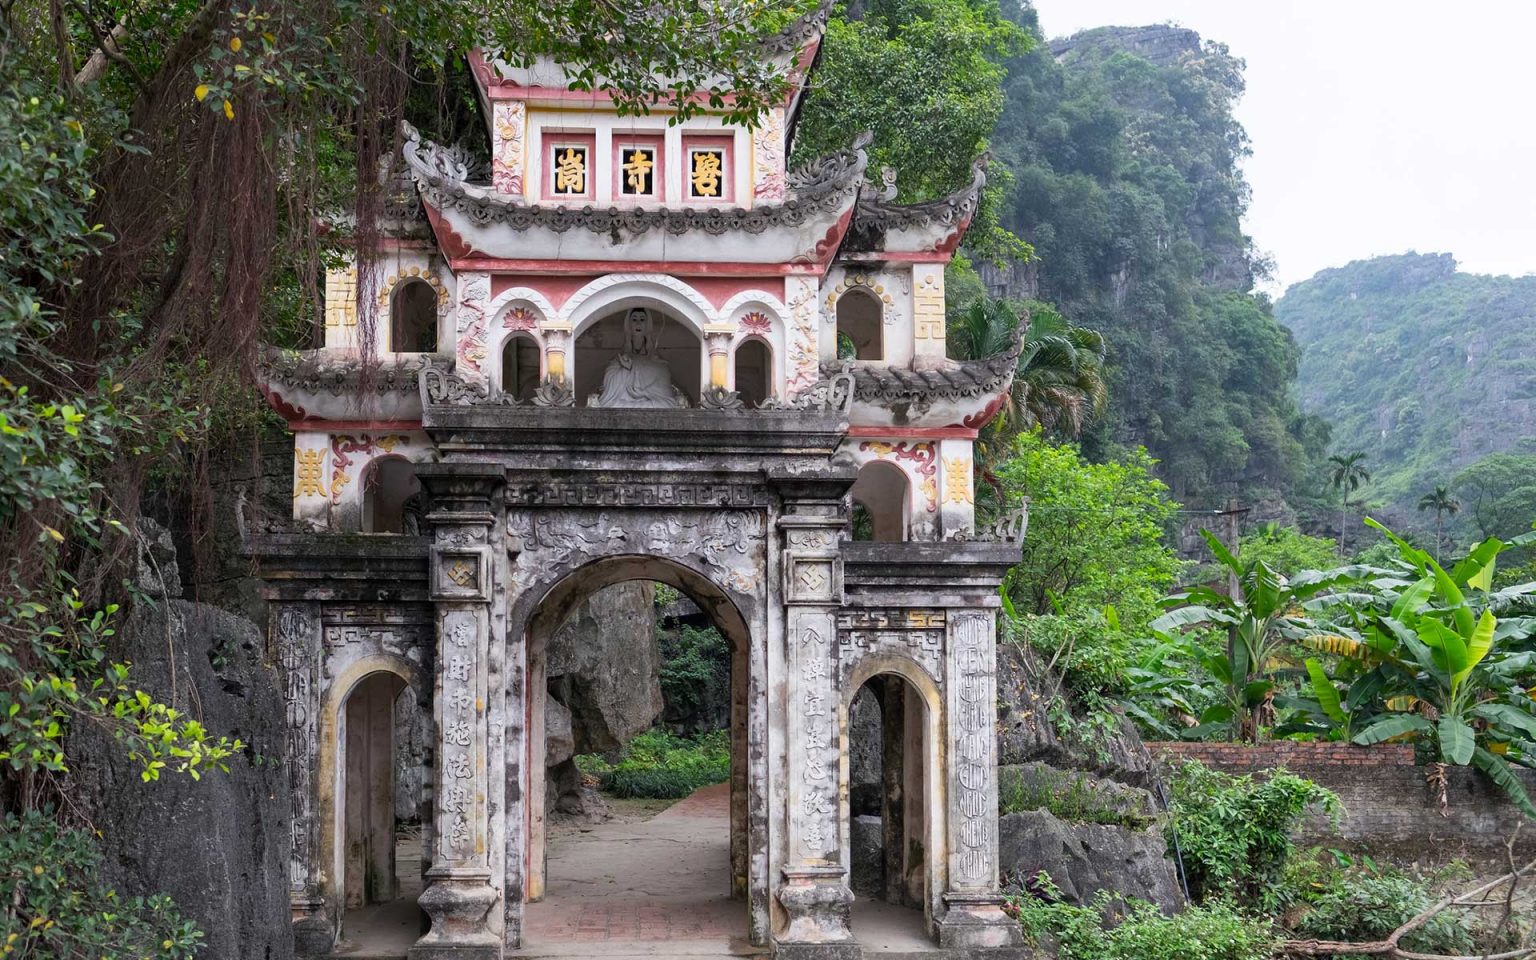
[
  {"x1": 483, "y1": 291, "x2": 552, "y2": 394},
  {"x1": 720, "y1": 291, "x2": 790, "y2": 398}
]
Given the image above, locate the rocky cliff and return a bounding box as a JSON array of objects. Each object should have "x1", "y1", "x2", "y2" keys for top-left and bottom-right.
[{"x1": 1277, "y1": 252, "x2": 1536, "y2": 523}]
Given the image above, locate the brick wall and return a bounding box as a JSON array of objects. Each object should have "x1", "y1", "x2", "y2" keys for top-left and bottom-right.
[{"x1": 1148, "y1": 741, "x2": 1535, "y2": 862}]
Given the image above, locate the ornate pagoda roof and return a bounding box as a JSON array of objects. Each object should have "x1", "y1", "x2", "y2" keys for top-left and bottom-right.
[
  {"x1": 842, "y1": 156, "x2": 988, "y2": 260},
  {"x1": 401, "y1": 125, "x2": 867, "y2": 266}
]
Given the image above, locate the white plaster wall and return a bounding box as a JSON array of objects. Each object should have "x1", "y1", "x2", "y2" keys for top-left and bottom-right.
[{"x1": 323, "y1": 252, "x2": 455, "y2": 354}]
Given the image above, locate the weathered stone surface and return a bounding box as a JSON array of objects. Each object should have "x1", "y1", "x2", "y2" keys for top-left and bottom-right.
[
  {"x1": 544, "y1": 695, "x2": 575, "y2": 768},
  {"x1": 547, "y1": 582, "x2": 663, "y2": 755},
  {"x1": 996, "y1": 639, "x2": 1153, "y2": 787},
  {"x1": 999, "y1": 809, "x2": 1181, "y2": 913},
  {"x1": 848, "y1": 685, "x2": 882, "y2": 817},
  {"x1": 849, "y1": 814, "x2": 884, "y2": 897},
  {"x1": 70, "y1": 533, "x2": 292, "y2": 960}
]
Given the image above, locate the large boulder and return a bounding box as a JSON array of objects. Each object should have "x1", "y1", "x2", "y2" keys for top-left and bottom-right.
[
  {"x1": 999, "y1": 809, "x2": 1182, "y2": 914},
  {"x1": 547, "y1": 582, "x2": 663, "y2": 755},
  {"x1": 69, "y1": 521, "x2": 292, "y2": 960},
  {"x1": 848, "y1": 685, "x2": 883, "y2": 817}
]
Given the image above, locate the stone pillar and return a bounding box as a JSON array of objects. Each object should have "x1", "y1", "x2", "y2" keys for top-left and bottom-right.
[
  {"x1": 541, "y1": 324, "x2": 572, "y2": 383},
  {"x1": 411, "y1": 465, "x2": 504, "y2": 960},
  {"x1": 776, "y1": 494, "x2": 858, "y2": 960},
  {"x1": 936, "y1": 609, "x2": 1021, "y2": 950},
  {"x1": 275, "y1": 602, "x2": 333, "y2": 952}
]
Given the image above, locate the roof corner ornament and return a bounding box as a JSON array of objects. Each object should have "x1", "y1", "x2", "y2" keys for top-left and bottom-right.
[
  {"x1": 949, "y1": 502, "x2": 1030, "y2": 545},
  {"x1": 420, "y1": 358, "x2": 522, "y2": 407},
  {"x1": 761, "y1": 362, "x2": 855, "y2": 414}
]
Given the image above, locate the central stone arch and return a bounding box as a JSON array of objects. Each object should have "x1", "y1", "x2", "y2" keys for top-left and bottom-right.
[
  {"x1": 513, "y1": 552, "x2": 764, "y2": 938},
  {"x1": 501, "y1": 509, "x2": 773, "y2": 946}
]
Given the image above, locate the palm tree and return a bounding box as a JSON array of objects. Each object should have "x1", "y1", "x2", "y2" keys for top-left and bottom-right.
[
  {"x1": 1417, "y1": 484, "x2": 1461, "y2": 558},
  {"x1": 948, "y1": 297, "x2": 1108, "y2": 440},
  {"x1": 1328, "y1": 452, "x2": 1371, "y2": 555}
]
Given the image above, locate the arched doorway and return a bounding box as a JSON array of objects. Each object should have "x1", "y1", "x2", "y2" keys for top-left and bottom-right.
[
  {"x1": 361, "y1": 456, "x2": 422, "y2": 534},
  {"x1": 517, "y1": 554, "x2": 758, "y2": 949},
  {"x1": 733, "y1": 338, "x2": 773, "y2": 408},
  {"x1": 500, "y1": 333, "x2": 541, "y2": 402},
  {"x1": 843, "y1": 667, "x2": 940, "y2": 943},
  {"x1": 333, "y1": 666, "x2": 430, "y2": 948},
  {"x1": 849, "y1": 461, "x2": 911, "y2": 542},
  {"x1": 390, "y1": 278, "x2": 439, "y2": 353},
  {"x1": 836, "y1": 288, "x2": 883, "y2": 361}
]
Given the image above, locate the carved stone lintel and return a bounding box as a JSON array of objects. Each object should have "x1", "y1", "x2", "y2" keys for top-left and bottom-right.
[
  {"x1": 531, "y1": 374, "x2": 575, "y2": 407},
  {"x1": 699, "y1": 384, "x2": 744, "y2": 410}
]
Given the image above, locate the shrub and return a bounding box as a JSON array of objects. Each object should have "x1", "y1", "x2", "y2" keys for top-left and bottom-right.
[
  {"x1": 1166, "y1": 760, "x2": 1340, "y2": 911},
  {"x1": 1296, "y1": 874, "x2": 1474, "y2": 956},
  {"x1": 592, "y1": 728, "x2": 730, "y2": 800},
  {"x1": 658, "y1": 624, "x2": 730, "y2": 732},
  {"x1": 0, "y1": 812, "x2": 203, "y2": 958},
  {"x1": 1008, "y1": 877, "x2": 1274, "y2": 960}
]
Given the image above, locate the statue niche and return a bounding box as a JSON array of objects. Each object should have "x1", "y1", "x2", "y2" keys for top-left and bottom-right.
[{"x1": 587, "y1": 308, "x2": 690, "y2": 409}]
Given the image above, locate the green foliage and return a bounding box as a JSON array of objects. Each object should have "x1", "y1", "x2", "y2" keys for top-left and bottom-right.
[
  {"x1": 993, "y1": 19, "x2": 1318, "y2": 505},
  {"x1": 795, "y1": 0, "x2": 1032, "y2": 261},
  {"x1": 1278, "y1": 253, "x2": 1536, "y2": 529},
  {"x1": 0, "y1": 811, "x2": 203, "y2": 958},
  {"x1": 658, "y1": 625, "x2": 729, "y2": 733},
  {"x1": 1294, "y1": 873, "x2": 1474, "y2": 956},
  {"x1": 1299, "y1": 521, "x2": 1536, "y2": 814},
  {"x1": 1009, "y1": 878, "x2": 1275, "y2": 960},
  {"x1": 1165, "y1": 760, "x2": 1341, "y2": 912},
  {"x1": 1453, "y1": 453, "x2": 1536, "y2": 544},
  {"x1": 991, "y1": 431, "x2": 1182, "y2": 701},
  {"x1": 584, "y1": 729, "x2": 730, "y2": 800},
  {"x1": 997, "y1": 766, "x2": 1152, "y2": 828},
  {"x1": 1235, "y1": 524, "x2": 1340, "y2": 578},
  {"x1": 947, "y1": 297, "x2": 1108, "y2": 447},
  {"x1": 1151, "y1": 532, "x2": 1367, "y2": 741}
]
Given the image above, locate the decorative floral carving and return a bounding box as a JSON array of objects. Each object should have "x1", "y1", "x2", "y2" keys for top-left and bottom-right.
[
  {"x1": 752, "y1": 108, "x2": 786, "y2": 201},
  {"x1": 491, "y1": 101, "x2": 525, "y2": 194},
  {"x1": 699, "y1": 385, "x2": 744, "y2": 410},
  {"x1": 455, "y1": 273, "x2": 492, "y2": 377},
  {"x1": 502, "y1": 306, "x2": 537, "y2": 331},
  {"x1": 740, "y1": 311, "x2": 772, "y2": 336},
  {"x1": 531, "y1": 375, "x2": 575, "y2": 407}
]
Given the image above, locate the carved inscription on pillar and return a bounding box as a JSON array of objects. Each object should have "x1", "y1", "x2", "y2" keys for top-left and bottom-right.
[
  {"x1": 951, "y1": 611, "x2": 993, "y2": 885},
  {"x1": 276, "y1": 603, "x2": 320, "y2": 899},
  {"x1": 794, "y1": 613, "x2": 837, "y2": 860},
  {"x1": 438, "y1": 607, "x2": 482, "y2": 863}
]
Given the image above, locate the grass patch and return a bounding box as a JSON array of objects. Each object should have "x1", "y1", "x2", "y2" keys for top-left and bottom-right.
[
  {"x1": 998, "y1": 766, "x2": 1154, "y2": 828},
  {"x1": 576, "y1": 728, "x2": 730, "y2": 800}
]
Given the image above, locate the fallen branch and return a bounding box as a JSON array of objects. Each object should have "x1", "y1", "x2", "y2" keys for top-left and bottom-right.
[{"x1": 1281, "y1": 856, "x2": 1536, "y2": 959}]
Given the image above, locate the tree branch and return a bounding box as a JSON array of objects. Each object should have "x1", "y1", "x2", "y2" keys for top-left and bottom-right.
[{"x1": 1281, "y1": 857, "x2": 1536, "y2": 959}]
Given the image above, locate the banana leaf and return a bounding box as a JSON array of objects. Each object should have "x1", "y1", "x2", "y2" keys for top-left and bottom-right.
[
  {"x1": 1438, "y1": 716, "x2": 1475, "y2": 765},
  {"x1": 1472, "y1": 746, "x2": 1536, "y2": 818}
]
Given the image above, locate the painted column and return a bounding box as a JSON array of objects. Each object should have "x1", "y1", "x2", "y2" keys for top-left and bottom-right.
[
  {"x1": 275, "y1": 602, "x2": 333, "y2": 952},
  {"x1": 936, "y1": 609, "x2": 1021, "y2": 950},
  {"x1": 776, "y1": 493, "x2": 858, "y2": 960},
  {"x1": 704, "y1": 326, "x2": 735, "y2": 389},
  {"x1": 936, "y1": 438, "x2": 976, "y2": 539},
  {"x1": 411, "y1": 465, "x2": 505, "y2": 960}
]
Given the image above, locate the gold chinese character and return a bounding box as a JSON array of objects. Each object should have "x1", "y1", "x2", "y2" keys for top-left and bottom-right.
[
  {"x1": 294, "y1": 449, "x2": 325, "y2": 498},
  {"x1": 554, "y1": 146, "x2": 585, "y2": 194},
  {"x1": 622, "y1": 149, "x2": 654, "y2": 194},
  {"x1": 691, "y1": 150, "x2": 722, "y2": 197}
]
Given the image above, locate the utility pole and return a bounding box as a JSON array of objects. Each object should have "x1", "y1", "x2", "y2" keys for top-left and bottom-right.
[{"x1": 1214, "y1": 498, "x2": 1250, "y2": 600}]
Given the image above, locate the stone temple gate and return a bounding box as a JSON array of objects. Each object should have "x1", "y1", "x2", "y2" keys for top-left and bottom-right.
[{"x1": 252, "y1": 8, "x2": 1030, "y2": 957}]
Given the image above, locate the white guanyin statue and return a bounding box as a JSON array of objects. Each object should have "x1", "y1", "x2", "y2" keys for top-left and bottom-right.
[{"x1": 587, "y1": 308, "x2": 690, "y2": 408}]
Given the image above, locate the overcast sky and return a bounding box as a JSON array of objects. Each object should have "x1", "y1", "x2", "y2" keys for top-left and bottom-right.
[{"x1": 1026, "y1": 1, "x2": 1536, "y2": 294}]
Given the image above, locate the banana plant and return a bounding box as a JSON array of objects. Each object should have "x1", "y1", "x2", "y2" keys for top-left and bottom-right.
[
  {"x1": 1151, "y1": 530, "x2": 1372, "y2": 742},
  {"x1": 1341, "y1": 520, "x2": 1536, "y2": 816}
]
